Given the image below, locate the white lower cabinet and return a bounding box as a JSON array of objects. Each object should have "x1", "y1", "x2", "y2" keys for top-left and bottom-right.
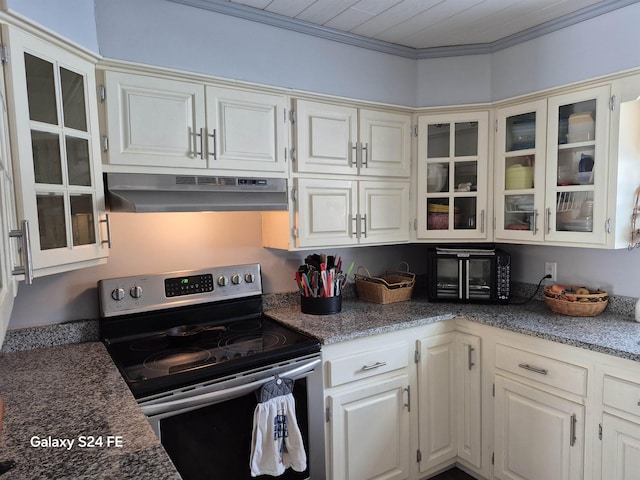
[
  {"x1": 323, "y1": 323, "x2": 481, "y2": 480},
  {"x1": 328, "y1": 375, "x2": 411, "y2": 480},
  {"x1": 416, "y1": 333, "x2": 457, "y2": 473},
  {"x1": 599, "y1": 367, "x2": 640, "y2": 480},
  {"x1": 494, "y1": 375, "x2": 585, "y2": 480},
  {"x1": 320, "y1": 321, "x2": 640, "y2": 480},
  {"x1": 324, "y1": 338, "x2": 411, "y2": 480},
  {"x1": 601, "y1": 413, "x2": 640, "y2": 480}
]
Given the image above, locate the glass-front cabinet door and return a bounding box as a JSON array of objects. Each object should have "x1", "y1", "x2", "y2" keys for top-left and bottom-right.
[
  {"x1": 495, "y1": 100, "x2": 547, "y2": 242},
  {"x1": 4, "y1": 26, "x2": 108, "y2": 277},
  {"x1": 417, "y1": 111, "x2": 489, "y2": 240},
  {"x1": 544, "y1": 85, "x2": 610, "y2": 245}
]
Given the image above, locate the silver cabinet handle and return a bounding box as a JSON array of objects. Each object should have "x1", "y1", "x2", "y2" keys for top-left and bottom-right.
[
  {"x1": 404, "y1": 385, "x2": 411, "y2": 412},
  {"x1": 362, "y1": 361, "x2": 387, "y2": 371},
  {"x1": 10, "y1": 219, "x2": 33, "y2": 285},
  {"x1": 351, "y1": 142, "x2": 358, "y2": 167},
  {"x1": 100, "y1": 213, "x2": 112, "y2": 248},
  {"x1": 532, "y1": 209, "x2": 538, "y2": 234},
  {"x1": 361, "y1": 142, "x2": 368, "y2": 167},
  {"x1": 518, "y1": 363, "x2": 548, "y2": 375},
  {"x1": 546, "y1": 207, "x2": 551, "y2": 234},
  {"x1": 480, "y1": 209, "x2": 485, "y2": 234},
  {"x1": 570, "y1": 413, "x2": 577, "y2": 446},
  {"x1": 194, "y1": 127, "x2": 205, "y2": 159},
  {"x1": 468, "y1": 345, "x2": 475, "y2": 370},
  {"x1": 605, "y1": 218, "x2": 612, "y2": 234},
  {"x1": 208, "y1": 129, "x2": 217, "y2": 159},
  {"x1": 361, "y1": 214, "x2": 367, "y2": 238},
  {"x1": 352, "y1": 214, "x2": 360, "y2": 238}
]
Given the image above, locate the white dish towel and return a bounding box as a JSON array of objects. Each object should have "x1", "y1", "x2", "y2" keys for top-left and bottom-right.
[{"x1": 250, "y1": 392, "x2": 307, "y2": 477}]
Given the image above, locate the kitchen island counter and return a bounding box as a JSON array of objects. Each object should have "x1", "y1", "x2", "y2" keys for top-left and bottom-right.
[
  {"x1": 266, "y1": 296, "x2": 640, "y2": 362},
  {"x1": 0, "y1": 341, "x2": 180, "y2": 480}
]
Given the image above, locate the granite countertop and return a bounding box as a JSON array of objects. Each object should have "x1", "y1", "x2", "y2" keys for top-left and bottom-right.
[
  {"x1": 266, "y1": 296, "x2": 640, "y2": 362},
  {"x1": 0, "y1": 342, "x2": 180, "y2": 480}
]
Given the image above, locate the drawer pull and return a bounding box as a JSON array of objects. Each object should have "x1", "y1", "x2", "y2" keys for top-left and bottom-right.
[
  {"x1": 518, "y1": 363, "x2": 548, "y2": 376},
  {"x1": 362, "y1": 361, "x2": 387, "y2": 371}
]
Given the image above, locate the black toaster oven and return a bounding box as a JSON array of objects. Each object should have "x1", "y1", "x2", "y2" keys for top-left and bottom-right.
[{"x1": 427, "y1": 246, "x2": 511, "y2": 303}]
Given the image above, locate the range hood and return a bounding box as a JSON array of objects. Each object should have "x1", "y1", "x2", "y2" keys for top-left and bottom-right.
[{"x1": 104, "y1": 173, "x2": 288, "y2": 213}]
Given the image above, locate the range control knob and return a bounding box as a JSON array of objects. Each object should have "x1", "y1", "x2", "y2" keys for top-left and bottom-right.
[
  {"x1": 111, "y1": 288, "x2": 126, "y2": 301},
  {"x1": 245, "y1": 273, "x2": 255, "y2": 283},
  {"x1": 217, "y1": 275, "x2": 228, "y2": 287},
  {"x1": 130, "y1": 285, "x2": 143, "y2": 299},
  {"x1": 231, "y1": 274, "x2": 242, "y2": 285}
]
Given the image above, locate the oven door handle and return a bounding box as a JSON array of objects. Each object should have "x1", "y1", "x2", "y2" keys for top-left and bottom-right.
[{"x1": 140, "y1": 358, "x2": 321, "y2": 417}]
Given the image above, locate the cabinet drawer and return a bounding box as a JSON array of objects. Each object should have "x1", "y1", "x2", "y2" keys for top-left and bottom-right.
[
  {"x1": 495, "y1": 343, "x2": 587, "y2": 396},
  {"x1": 603, "y1": 375, "x2": 640, "y2": 416},
  {"x1": 326, "y1": 342, "x2": 408, "y2": 387}
]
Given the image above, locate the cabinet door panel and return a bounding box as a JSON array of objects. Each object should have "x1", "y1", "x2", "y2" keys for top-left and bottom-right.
[
  {"x1": 494, "y1": 100, "x2": 547, "y2": 243},
  {"x1": 329, "y1": 375, "x2": 410, "y2": 480},
  {"x1": 457, "y1": 333, "x2": 482, "y2": 468},
  {"x1": 495, "y1": 376, "x2": 584, "y2": 480},
  {"x1": 6, "y1": 26, "x2": 107, "y2": 274},
  {"x1": 206, "y1": 86, "x2": 286, "y2": 172},
  {"x1": 359, "y1": 109, "x2": 411, "y2": 177},
  {"x1": 104, "y1": 71, "x2": 206, "y2": 168},
  {"x1": 359, "y1": 181, "x2": 409, "y2": 244},
  {"x1": 294, "y1": 99, "x2": 357, "y2": 175},
  {"x1": 295, "y1": 178, "x2": 357, "y2": 247},
  {"x1": 417, "y1": 332, "x2": 457, "y2": 473},
  {"x1": 417, "y1": 111, "x2": 490, "y2": 241},
  {"x1": 602, "y1": 413, "x2": 640, "y2": 480},
  {"x1": 544, "y1": 85, "x2": 610, "y2": 245}
]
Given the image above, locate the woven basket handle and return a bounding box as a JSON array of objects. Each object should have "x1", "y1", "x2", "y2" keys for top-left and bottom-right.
[
  {"x1": 356, "y1": 266, "x2": 373, "y2": 278},
  {"x1": 395, "y1": 262, "x2": 410, "y2": 273}
]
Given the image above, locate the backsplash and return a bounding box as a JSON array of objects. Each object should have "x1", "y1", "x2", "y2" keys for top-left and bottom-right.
[{"x1": 2, "y1": 281, "x2": 636, "y2": 353}]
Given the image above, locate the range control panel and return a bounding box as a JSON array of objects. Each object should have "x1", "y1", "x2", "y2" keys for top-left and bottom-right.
[{"x1": 98, "y1": 264, "x2": 262, "y2": 317}]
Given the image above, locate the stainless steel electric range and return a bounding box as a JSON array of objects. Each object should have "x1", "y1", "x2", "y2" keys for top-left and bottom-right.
[{"x1": 98, "y1": 264, "x2": 322, "y2": 480}]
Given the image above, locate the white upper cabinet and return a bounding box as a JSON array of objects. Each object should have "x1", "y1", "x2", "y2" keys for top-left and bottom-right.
[
  {"x1": 0, "y1": 71, "x2": 18, "y2": 347},
  {"x1": 495, "y1": 82, "x2": 640, "y2": 248},
  {"x1": 495, "y1": 99, "x2": 547, "y2": 242},
  {"x1": 416, "y1": 111, "x2": 490, "y2": 241},
  {"x1": 3, "y1": 25, "x2": 108, "y2": 278},
  {"x1": 544, "y1": 85, "x2": 610, "y2": 246},
  {"x1": 205, "y1": 86, "x2": 287, "y2": 172},
  {"x1": 103, "y1": 71, "x2": 206, "y2": 169},
  {"x1": 101, "y1": 70, "x2": 287, "y2": 174},
  {"x1": 358, "y1": 108, "x2": 412, "y2": 177},
  {"x1": 290, "y1": 177, "x2": 409, "y2": 248},
  {"x1": 293, "y1": 99, "x2": 411, "y2": 177}
]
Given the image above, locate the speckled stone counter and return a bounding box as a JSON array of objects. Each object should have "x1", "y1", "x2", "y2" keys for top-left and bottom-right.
[
  {"x1": 0, "y1": 342, "x2": 180, "y2": 480},
  {"x1": 266, "y1": 296, "x2": 640, "y2": 362}
]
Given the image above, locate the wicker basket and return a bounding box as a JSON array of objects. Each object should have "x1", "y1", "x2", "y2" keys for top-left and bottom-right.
[
  {"x1": 354, "y1": 262, "x2": 415, "y2": 304},
  {"x1": 543, "y1": 286, "x2": 608, "y2": 317}
]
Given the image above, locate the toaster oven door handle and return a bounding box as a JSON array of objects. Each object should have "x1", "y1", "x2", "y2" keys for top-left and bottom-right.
[
  {"x1": 458, "y1": 261, "x2": 463, "y2": 300},
  {"x1": 465, "y1": 259, "x2": 470, "y2": 300},
  {"x1": 140, "y1": 358, "x2": 321, "y2": 417}
]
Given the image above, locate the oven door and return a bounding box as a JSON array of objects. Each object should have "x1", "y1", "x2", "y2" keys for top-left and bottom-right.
[{"x1": 140, "y1": 355, "x2": 322, "y2": 480}]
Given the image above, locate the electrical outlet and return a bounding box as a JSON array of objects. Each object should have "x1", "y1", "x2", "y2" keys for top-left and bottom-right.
[{"x1": 545, "y1": 262, "x2": 557, "y2": 282}]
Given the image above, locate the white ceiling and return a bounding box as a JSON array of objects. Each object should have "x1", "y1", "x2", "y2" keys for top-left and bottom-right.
[{"x1": 172, "y1": 0, "x2": 639, "y2": 57}]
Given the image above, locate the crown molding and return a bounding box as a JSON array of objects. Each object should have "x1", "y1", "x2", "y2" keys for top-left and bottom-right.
[{"x1": 168, "y1": 0, "x2": 639, "y2": 60}]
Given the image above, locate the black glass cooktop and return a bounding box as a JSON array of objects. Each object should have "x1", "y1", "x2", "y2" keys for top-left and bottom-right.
[{"x1": 101, "y1": 299, "x2": 319, "y2": 398}]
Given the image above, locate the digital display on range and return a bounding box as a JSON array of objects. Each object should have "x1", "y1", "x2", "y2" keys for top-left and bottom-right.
[{"x1": 165, "y1": 274, "x2": 214, "y2": 297}]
